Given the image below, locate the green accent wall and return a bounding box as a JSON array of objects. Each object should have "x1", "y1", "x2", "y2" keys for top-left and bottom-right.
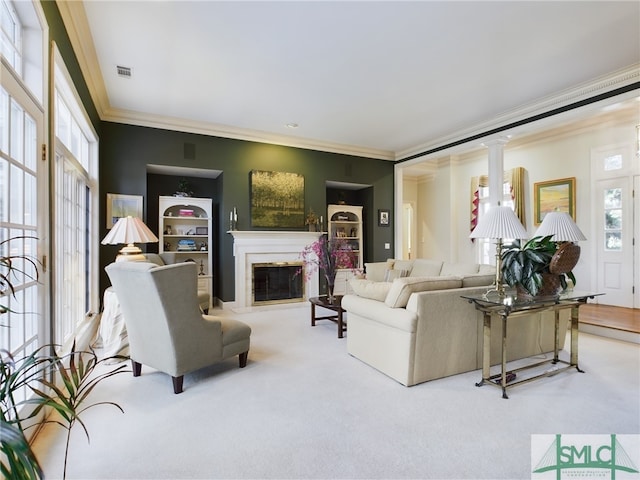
[
  {"x1": 40, "y1": 0, "x2": 101, "y2": 132},
  {"x1": 41, "y1": 0, "x2": 395, "y2": 302},
  {"x1": 100, "y1": 123, "x2": 394, "y2": 301}
]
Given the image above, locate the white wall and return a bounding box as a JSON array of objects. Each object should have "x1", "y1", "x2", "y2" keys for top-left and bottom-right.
[{"x1": 412, "y1": 114, "x2": 637, "y2": 293}]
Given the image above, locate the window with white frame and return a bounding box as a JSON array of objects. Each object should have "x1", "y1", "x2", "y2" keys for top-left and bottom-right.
[
  {"x1": 0, "y1": 0, "x2": 22, "y2": 73},
  {"x1": 0, "y1": 0, "x2": 45, "y2": 412},
  {"x1": 53, "y1": 56, "x2": 98, "y2": 350}
]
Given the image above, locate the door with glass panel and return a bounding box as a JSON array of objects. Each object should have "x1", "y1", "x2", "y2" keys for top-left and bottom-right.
[
  {"x1": 595, "y1": 177, "x2": 634, "y2": 308},
  {"x1": 0, "y1": 76, "x2": 46, "y2": 364}
]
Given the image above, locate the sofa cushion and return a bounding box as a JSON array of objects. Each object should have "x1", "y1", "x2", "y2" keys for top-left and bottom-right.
[
  {"x1": 364, "y1": 260, "x2": 395, "y2": 282},
  {"x1": 349, "y1": 279, "x2": 392, "y2": 302},
  {"x1": 384, "y1": 268, "x2": 410, "y2": 281},
  {"x1": 409, "y1": 259, "x2": 443, "y2": 277},
  {"x1": 460, "y1": 274, "x2": 496, "y2": 287},
  {"x1": 440, "y1": 262, "x2": 480, "y2": 276},
  {"x1": 384, "y1": 276, "x2": 463, "y2": 308},
  {"x1": 392, "y1": 260, "x2": 414, "y2": 275}
]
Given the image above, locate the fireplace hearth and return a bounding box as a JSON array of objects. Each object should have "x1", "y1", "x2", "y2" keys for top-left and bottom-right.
[{"x1": 252, "y1": 262, "x2": 304, "y2": 305}]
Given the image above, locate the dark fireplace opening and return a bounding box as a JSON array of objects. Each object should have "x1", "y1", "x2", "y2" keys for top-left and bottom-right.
[{"x1": 252, "y1": 262, "x2": 304, "y2": 305}]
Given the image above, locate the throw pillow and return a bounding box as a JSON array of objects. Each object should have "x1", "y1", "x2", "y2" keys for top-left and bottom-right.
[
  {"x1": 349, "y1": 279, "x2": 392, "y2": 302},
  {"x1": 384, "y1": 268, "x2": 410, "y2": 282},
  {"x1": 461, "y1": 274, "x2": 496, "y2": 287},
  {"x1": 392, "y1": 259, "x2": 414, "y2": 275},
  {"x1": 384, "y1": 276, "x2": 462, "y2": 308},
  {"x1": 364, "y1": 261, "x2": 393, "y2": 282},
  {"x1": 440, "y1": 262, "x2": 480, "y2": 276},
  {"x1": 409, "y1": 259, "x2": 443, "y2": 277}
]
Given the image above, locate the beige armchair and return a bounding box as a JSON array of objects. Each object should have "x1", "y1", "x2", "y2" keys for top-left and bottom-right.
[
  {"x1": 143, "y1": 253, "x2": 210, "y2": 312},
  {"x1": 105, "y1": 261, "x2": 251, "y2": 394}
]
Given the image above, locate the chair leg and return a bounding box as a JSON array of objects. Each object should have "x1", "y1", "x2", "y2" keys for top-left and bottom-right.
[
  {"x1": 172, "y1": 376, "x2": 184, "y2": 394},
  {"x1": 132, "y1": 360, "x2": 142, "y2": 377},
  {"x1": 239, "y1": 351, "x2": 248, "y2": 368}
]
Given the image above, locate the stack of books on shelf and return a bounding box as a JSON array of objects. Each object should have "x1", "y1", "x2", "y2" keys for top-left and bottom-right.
[{"x1": 177, "y1": 239, "x2": 197, "y2": 251}]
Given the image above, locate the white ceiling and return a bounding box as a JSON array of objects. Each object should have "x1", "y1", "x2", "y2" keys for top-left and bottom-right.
[{"x1": 62, "y1": 1, "x2": 639, "y2": 161}]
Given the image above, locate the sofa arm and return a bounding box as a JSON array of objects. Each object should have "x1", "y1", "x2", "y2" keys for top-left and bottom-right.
[
  {"x1": 342, "y1": 295, "x2": 417, "y2": 332},
  {"x1": 403, "y1": 286, "x2": 488, "y2": 383}
]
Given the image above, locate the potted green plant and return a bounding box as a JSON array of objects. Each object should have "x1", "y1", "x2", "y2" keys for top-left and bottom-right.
[
  {"x1": 501, "y1": 235, "x2": 576, "y2": 297},
  {"x1": 1, "y1": 236, "x2": 127, "y2": 479},
  {"x1": 175, "y1": 178, "x2": 193, "y2": 197}
]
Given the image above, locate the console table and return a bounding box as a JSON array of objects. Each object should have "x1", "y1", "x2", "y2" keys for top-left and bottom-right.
[{"x1": 461, "y1": 290, "x2": 603, "y2": 399}]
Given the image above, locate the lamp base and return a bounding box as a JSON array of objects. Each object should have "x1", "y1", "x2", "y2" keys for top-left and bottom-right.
[{"x1": 116, "y1": 245, "x2": 146, "y2": 262}]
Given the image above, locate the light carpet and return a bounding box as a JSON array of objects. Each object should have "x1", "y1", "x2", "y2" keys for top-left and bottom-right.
[{"x1": 31, "y1": 304, "x2": 640, "y2": 479}]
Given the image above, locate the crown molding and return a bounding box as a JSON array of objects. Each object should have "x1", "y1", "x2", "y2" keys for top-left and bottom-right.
[
  {"x1": 58, "y1": 2, "x2": 637, "y2": 164},
  {"x1": 56, "y1": 0, "x2": 110, "y2": 117},
  {"x1": 101, "y1": 107, "x2": 395, "y2": 160},
  {"x1": 395, "y1": 64, "x2": 640, "y2": 161},
  {"x1": 56, "y1": 0, "x2": 393, "y2": 161}
]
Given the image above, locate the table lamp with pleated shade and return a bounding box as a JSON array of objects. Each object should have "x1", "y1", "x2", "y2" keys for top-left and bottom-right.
[
  {"x1": 535, "y1": 211, "x2": 586, "y2": 242},
  {"x1": 535, "y1": 211, "x2": 586, "y2": 283},
  {"x1": 101, "y1": 216, "x2": 159, "y2": 262},
  {"x1": 470, "y1": 205, "x2": 529, "y2": 295}
]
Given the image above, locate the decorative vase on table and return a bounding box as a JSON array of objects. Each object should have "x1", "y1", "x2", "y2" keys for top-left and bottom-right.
[
  {"x1": 325, "y1": 273, "x2": 336, "y2": 304},
  {"x1": 299, "y1": 234, "x2": 357, "y2": 305}
]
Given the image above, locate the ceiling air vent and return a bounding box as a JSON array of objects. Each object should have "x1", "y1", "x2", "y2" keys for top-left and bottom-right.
[{"x1": 116, "y1": 65, "x2": 132, "y2": 78}]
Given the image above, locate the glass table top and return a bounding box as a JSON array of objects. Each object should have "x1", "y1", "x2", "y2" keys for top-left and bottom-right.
[{"x1": 460, "y1": 290, "x2": 604, "y2": 310}]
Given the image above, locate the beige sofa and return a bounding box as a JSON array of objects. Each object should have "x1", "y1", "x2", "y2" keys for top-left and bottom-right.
[{"x1": 342, "y1": 259, "x2": 569, "y2": 387}]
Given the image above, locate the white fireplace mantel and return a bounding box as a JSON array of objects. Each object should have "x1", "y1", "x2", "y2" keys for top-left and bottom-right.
[{"x1": 229, "y1": 231, "x2": 324, "y2": 311}]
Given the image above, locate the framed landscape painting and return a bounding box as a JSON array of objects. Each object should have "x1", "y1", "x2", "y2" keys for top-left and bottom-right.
[
  {"x1": 250, "y1": 170, "x2": 305, "y2": 228},
  {"x1": 534, "y1": 177, "x2": 576, "y2": 225},
  {"x1": 106, "y1": 193, "x2": 143, "y2": 228}
]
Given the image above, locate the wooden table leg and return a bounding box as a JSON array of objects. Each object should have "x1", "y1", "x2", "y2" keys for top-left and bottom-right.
[
  {"x1": 337, "y1": 309, "x2": 343, "y2": 338},
  {"x1": 311, "y1": 302, "x2": 316, "y2": 327}
]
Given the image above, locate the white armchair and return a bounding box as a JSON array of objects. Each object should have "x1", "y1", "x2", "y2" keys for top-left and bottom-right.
[{"x1": 105, "y1": 261, "x2": 251, "y2": 394}]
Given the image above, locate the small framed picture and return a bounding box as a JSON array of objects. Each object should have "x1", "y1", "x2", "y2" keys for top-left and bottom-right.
[
  {"x1": 534, "y1": 177, "x2": 576, "y2": 225},
  {"x1": 106, "y1": 193, "x2": 143, "y2": 229},
  {"x1": 378, "y1": 209, "x2": 390, "y2": 227},
  {"x1": 196, "y1": 227, "x2": 208, "y2": 235}
]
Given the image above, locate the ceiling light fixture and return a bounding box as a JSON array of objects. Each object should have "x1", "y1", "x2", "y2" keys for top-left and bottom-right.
[{"x1": 286, "y1": 123, "x2": 299, "y2": 129}]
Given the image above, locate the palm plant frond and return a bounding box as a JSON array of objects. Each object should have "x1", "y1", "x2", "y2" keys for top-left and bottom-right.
[
  {"x1": 1, "y1": 236, "x2": 40, "y2": 315},
  {"x1": 0, "y1": 420, "x2": 44, "y2": 480},
  {"x1": 2, "y1": 340, "x2": 128, "y2": 479}
]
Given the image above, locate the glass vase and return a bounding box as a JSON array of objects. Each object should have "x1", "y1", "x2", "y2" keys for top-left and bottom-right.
[
  {"x1": 325, "y1": 273, "x2": 336, "y2": 304},
  {"x1": 326, "y1": 283, "x2": 335, "y2": 304}
]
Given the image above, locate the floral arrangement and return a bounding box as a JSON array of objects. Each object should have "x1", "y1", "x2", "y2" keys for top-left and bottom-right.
[{"x1": 299, "y1": 235, "x2": 357, "y2": 299}]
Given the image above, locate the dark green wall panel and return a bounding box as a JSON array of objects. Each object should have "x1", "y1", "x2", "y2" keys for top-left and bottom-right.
[
  {"x1": 43, "y1": 0, "x2": 395, "y2": 303},
  {"x1": 100, "y1": 122, "x2": 394, "y2": 301}
]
